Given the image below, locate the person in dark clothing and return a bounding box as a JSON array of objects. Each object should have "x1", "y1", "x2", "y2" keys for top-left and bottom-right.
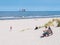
[
  {"x1": 41, "y1": 26, "x2": 53, "y2": 38},
  {"x1": 35, "y1": 26, "x2": 38, "y2": 30},
  {"x1": 47, "y1": 26, "x2": 53, "y2": 35},
  {"x1": 41, "y1": 31, "x2": 49, "y2": 37},
  {"x1": 41, "y1": 26, "x2": 49, "y2": 38}
]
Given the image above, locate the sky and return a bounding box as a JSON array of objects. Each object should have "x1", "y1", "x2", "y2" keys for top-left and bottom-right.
[{"x1": 0, "y1": 0, "x2": 60, "y2": 11}]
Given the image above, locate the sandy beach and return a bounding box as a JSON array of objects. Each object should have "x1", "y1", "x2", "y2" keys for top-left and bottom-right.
[{"x1": 0, "y1": 18, "x2": 60, "y2": 45}]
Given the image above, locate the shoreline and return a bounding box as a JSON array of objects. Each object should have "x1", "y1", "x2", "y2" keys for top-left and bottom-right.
[{"x1": 0, "y1": 17, "x2": 60, "y2": 20}]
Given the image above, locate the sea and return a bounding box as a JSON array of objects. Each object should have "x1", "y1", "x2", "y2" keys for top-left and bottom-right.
[{"x1": 0, "y1": 11, "x2": 60, "y2": 20}]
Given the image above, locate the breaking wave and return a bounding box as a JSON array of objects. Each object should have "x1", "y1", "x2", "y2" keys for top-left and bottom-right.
[{"x1": 0, "y1": 15, "x2": 60, "y2": 20}]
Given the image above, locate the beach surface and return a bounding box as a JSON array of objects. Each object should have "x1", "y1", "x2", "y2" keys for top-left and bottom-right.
[{"x1": 0, "y1": 18, "x2": 60, "y2": 45}]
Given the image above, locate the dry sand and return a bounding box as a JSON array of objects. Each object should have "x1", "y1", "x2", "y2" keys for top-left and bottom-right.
[{"x1": 0, "y1": 18, "x2": 60, "y2": 45}]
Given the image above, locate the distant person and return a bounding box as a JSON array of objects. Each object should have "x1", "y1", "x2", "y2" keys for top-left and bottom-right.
[
  {"x1": 34, "y1": 26, "x2": 38, "y2": 30},
  {"x1": 10, "y1": 26, "x2": 12, "y2": 31}
]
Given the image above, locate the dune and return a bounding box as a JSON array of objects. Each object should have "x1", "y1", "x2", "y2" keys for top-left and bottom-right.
[{"x1": 0, "y1": 18, "x2": 60, "y2": 45}]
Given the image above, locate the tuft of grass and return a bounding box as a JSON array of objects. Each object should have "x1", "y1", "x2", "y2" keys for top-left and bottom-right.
[
  {"x1": 52, "y1": 19, "x2": 60, "y2": 27},
  {"x1": 44, "y1": 21, "x2": 54, "y2": 27},
  {"x1": 57, "y1": 21, "x2": 60, "y2": 27}
]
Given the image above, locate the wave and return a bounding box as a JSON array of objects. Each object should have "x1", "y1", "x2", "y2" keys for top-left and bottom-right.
[{"x1": 0, "y1": 15, "x2": 60, "y2": 20}]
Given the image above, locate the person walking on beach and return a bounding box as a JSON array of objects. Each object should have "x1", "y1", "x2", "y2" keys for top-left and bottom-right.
[{"x1": 10, "y1": 26, "x2": 12, "y2": 31}]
